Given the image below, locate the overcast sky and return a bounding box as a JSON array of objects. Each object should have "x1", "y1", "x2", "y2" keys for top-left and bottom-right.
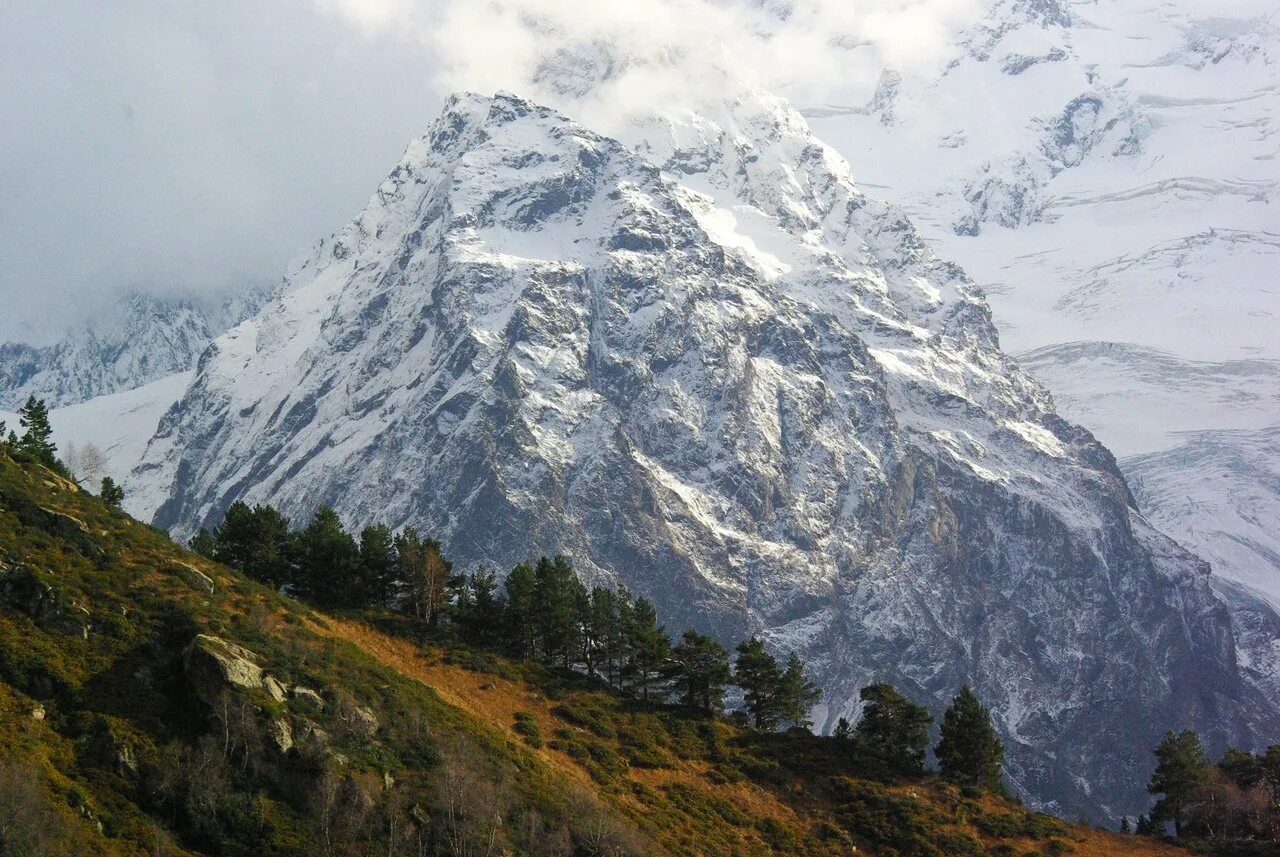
[
  {"x1": 0, "y1": 0, "x2": 975, "y2": 342},
  {"x1": 0, "y1": 0, "x2": 451, "y2": 341}
]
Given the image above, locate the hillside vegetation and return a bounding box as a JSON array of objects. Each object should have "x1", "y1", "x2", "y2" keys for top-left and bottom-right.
[{"x1": 0, "y1": 450, "x2": 1185, "y2": 856}]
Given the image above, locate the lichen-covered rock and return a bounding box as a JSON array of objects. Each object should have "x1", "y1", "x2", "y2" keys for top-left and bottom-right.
[
  {"x1": 262, "y1": 676, "x2": 287, "y2": 704},
  {"x1": 291, "y1": 686, "x2": 324, "y2": 714},
  {"x1": 268, "y1": 718, "x2": 293, "y2": 754},
  {"x1": 170, "y1": 561, "x2": 214, "y2": 595},
  {"x1": 182, "y1": 634, "x2": 265, "y2": 703}
]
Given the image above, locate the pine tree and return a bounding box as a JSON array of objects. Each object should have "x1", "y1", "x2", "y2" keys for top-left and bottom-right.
[
  {"x1": 189, "y1": 528, "x2": 217, "y2": 559},
  {"x1": 357, "y1": 523, "x2": 397, "y2": 607},
  {"x1": 624, "y1": 597, "x2": 670, "y2": 700},
  {"x1": 99, "y1": 476, "x2": 125, "y2": 507},
  {"x1": 1149, "y1": 729, "x2": 1211, "y2": 836},
  {"x1": 581, "y1": 587, "x2": 616, "y2": 677},
  {"x1": 854, "y1": 682, "x2": 933, "y2": 772},
  {"x1": 935, "y1": 685, "x2": 1004, "y2": 790},
  {"x1": 734, "y1": 638, "x2": 783, "y2": 730},
  {"x1": 294, "y1": 506, "x2": 360, "y2": 608},
  {"x1": 212, "y1": 501, "x2": 293, "y2": 588},
  {"x1": 16, "y1": 396, "x2": 57, "y2": 468},
  {"x1": 776, "y1": 652, "x2": 821, "y2": 730},
  {"x1": 458, "y1": 567, "x2": 502, "y2": 646},
  {"x1": 504, "y1": 563, "x2": 538, "y2": 660},
  {"x1": 667, "y1": 630, "x2": 730, "y2": 713},
  {"x1": 532, "y1": 556, "x2": 584, "y2": 667},
  {"x1": 1120, "y1": 816, "x2": 1131, "y2": 834},
  {"x1": 1218, "y1": 747, "x2": 1264, "y2": 791},
  {"x1": 834, "y1": 717, "x2": 853, "y2": 741}
]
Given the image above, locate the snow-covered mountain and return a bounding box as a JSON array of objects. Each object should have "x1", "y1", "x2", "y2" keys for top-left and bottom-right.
[
  {"x1": 786, "y1": 0, "x2": 1280, "y2": 626},
  {"x1": 131, "y1": 90, "x2": 1279, "y2": 820},
  {"x1": 0, "y1": 288, "x2": 266, "y2": 410}
]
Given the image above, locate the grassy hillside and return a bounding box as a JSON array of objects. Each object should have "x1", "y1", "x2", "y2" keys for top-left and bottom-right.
[{"x1": 0, "y1": 452, "x2": 1183, "y2": 856}]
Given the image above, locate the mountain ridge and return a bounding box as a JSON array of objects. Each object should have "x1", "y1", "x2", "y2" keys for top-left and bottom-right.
[{"x1": 129, "y1": 89, "x2": 1280, "y2": 820}]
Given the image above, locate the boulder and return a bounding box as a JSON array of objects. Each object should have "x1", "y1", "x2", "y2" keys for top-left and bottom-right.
[
  {"x1": 348, "y1": 705, "x2": 379, "y2": 739},
  {"x1": 291, "y1": 686, "x2": 324, "y2": 713},
  {"x1": 170, "y1": 562, "x2": 214, "y2": 595},
  {"x1": 263, "y1": 676, "x2": 288, "y2": 704},
  {"x1": 183, "y1": 634, "x2": 265, "y2": 704},
  {"x1": 268, "y1": 718, "x2": 294, "y2": 754}
]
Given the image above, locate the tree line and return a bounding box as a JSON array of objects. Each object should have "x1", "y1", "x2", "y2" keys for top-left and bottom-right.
[
  {"x1": 194, "y1": 499, "x2": 1006, "y2": 789},
  {"x1": 1, "y1": 396, "x2": 124, "y2": 504},
  {"x1": 1130, "y1": 728, "x2": 1280, "y2": 843},
  {"x1": 0, "y1": 395, "x2": 1009, "y2": 794}
]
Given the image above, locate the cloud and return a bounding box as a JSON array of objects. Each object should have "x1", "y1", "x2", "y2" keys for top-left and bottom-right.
[
  {"x1": 0, "y1": 0, "x2": 444, "y2": 342},
  {"x1": 0, "y1": 0, "x2": 979, "y2": 342},
  {"x1": 316, "y1": 0, "x2": 982, "y2": 123}
]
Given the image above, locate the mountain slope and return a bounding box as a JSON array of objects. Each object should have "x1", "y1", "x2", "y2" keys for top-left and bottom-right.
[
  {"x1": 0, "y1": 289, "x2": 266, "y2": 410},
  {"x1": 790, "y1": 0, "x2": 1280, "y2": 609},
  {"x1": 0, "y1": 451, "x2": 1186, "y2": 856},
  {"x1": 131, "y1": 91, "x2": 1279, "y2": 820},
  {"x1": 1126, "y1": 427, "x2": 1280, "y2": 609}
]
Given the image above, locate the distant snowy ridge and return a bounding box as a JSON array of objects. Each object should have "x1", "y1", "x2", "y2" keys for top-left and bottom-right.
[
  {"x1": 781, "y1": 0, "x2": 1280, "y2": 637},
  {"x1": 132, "y1": 89, "x2": 1280, "y2": 821},
  {"x1": 0, "y1": 288, "x2": 267, "y2": 410}
]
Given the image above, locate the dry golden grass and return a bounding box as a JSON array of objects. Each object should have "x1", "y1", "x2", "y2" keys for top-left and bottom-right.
[{"x1": 308, "y1": 615, "x2": 1189, "y2": 857}]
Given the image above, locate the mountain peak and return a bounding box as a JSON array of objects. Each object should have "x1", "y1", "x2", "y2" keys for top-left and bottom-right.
[{"x1": 130, "y1": 88, "x2": 1279, "y2": 820}]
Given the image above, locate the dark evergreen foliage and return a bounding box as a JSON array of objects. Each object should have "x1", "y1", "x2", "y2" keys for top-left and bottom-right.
[
  {"x1": 293, "y1": 506, "x2": 361, "y2": 607},
  {"x1": 210, "y1": 501, "x2": 293, "y2": 589},
  {"x1": 1148, "y1": 729, "x2": 1210, "y2": 836},
  {"x1": 735, "y1": 637, "x2": 784, "y2": 729},
  {"x1": 666, "y1": 630, "x2": 731, "y2": 713},
  {"x1": 935, "y1": 685, "x2": 1004, "y2": 790},
  {"x1": 854, "y1": 682, "x2": 932, "y2": 772},
  {"x1": 16, "y1": 395, "x2": 58, "y2": 468},
  {"x1": 99, "y1": 476, "x2": 125, "y2": 507},
  {"x1": 195, "y1": 501, "x2": 838, "y2": 728}
]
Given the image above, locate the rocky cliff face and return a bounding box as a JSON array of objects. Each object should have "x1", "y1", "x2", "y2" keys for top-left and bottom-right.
[
  {"x1": 132, "y1": 91, "x2": 1279, "y2": 820},
  {"x1": 0, "y1": 289, "x2": 267, "y2": 409}
]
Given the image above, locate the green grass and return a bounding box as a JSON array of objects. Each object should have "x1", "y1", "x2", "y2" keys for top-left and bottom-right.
[{"x1": 0, "y1": 453, "x2": 1176, "y2": 857}]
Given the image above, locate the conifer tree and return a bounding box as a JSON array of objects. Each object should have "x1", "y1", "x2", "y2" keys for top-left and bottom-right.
[
  {"x1": 854, "y1": 682, "x2": 933, "y2": 772},
  {"x1": 1149, "y1": 729, "x2": 1211, "y2": 836},
  {"x1": 935, "y1": 685, "x2": 1004, "y2": 790},
  {"x1": 532, "y1": 556, "x2": 584, "y2": 667},
  {"x1": 357, "y1": 523, "x2": 397, "y2": 606},
  {"x1": 667, "y1": 630, "x2": 730, "y2": 714},
  {"x1": 458, "y1": 567, "x2": 502, "y2": 646},
  {"x1": 294, "y1": 506, "x2": 360, "y2": 607},
  {"x1": 581, "y1": 587, "x2": 616, "y2": 676},
  {"x1": 189, "y1": 528, "x2": 216, "y2": 559},
  {"x1": 1218, "y1": 747, "x2": 1264, "y2": 791},
  {"x1": 834, "y1": 717, "x2": 853, "y2": 741},
  {"x1": 624, "y1": 596, "x2": 670, "y2": 700},
  {"x1": 212, "y1": 501, "x2": 293, "y2": 588},
  {"x1": 734, "y1": 638, "x2": 783, "y2": 729},
  {"x1": 16, "y1": 396, "x2": 57, "y2": 468},
  {"x1": 99, "y1": 476, "x2": 124, "y2": 507},
  {"x1": 504, "y1": 563, "x2": 538, "y2": 660},
  {"x1": 777, "y1": 651, "x2": 821, "y2": 730}
]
